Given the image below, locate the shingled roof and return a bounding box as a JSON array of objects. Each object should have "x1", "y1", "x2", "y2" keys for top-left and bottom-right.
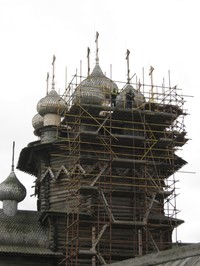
[
  {"x1": 107, "y1": 243, "x2": 200, "y2": 266},
  {"x1": 0, "y1": 209, "x2": 62, "y2": 257}
]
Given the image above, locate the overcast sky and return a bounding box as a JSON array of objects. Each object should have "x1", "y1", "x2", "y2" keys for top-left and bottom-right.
[{"x1": 0, "y1": 0, "x2": 199, "y2": 243}]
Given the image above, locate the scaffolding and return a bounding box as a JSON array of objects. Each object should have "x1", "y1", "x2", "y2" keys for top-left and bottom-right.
[{"x1": 52, "y1": 73, "x2": 188, "y2": 266}]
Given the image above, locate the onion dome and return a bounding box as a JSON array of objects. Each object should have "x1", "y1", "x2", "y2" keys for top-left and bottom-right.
[
  {"x1": 73, "y1": 63, "x2": 118, "y2": 105},
  {"x1": 73, "y1": 33, "x2": 118, "y2": 105},
  {"x1": 32, "y1": 113, "x2": 44, "y2": 130},
  {"x1": 36, "y1": 87, "x2": 67, "y2": 127},
  {"x1": 37, "y1": 89, "x2": 66, "y2": 117},
  {"x1": 0, "y1": 171, "x2": 26, "y2": 203},
  {"x1": 37, "y1": 57, "x2": 67, "y2": 125},
  {"x1": 116, "y1": 84, "x2": 146, "y2": 108},
  {"x1": 90, "y1": 64, "x2": 118, "y2": 99},
  {"x1": 0, "y1": 142, "x2": 26, "y2": 216},
  {"x1": 32, "y1": 113, "x2": 44, "y2": 137}
]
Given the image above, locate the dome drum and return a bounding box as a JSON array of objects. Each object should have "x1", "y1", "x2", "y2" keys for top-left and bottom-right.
[
  {"x1": 40, "y1": 127, "x2": 58, "y2": 143},
  {"x1": 2, "y1": 200, "x2": 18, "y2": 216},
  {"x1": 43, "y1": 113, "x2": 61, "y2": 126}
]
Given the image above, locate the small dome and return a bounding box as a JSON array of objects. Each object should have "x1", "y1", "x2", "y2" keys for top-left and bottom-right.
[
  {"x1": 0, "y1": 171, "x2": 26, "y2": 202},
  {"x1": 37, "y1": 89, "x2": 66, "y2": 116},
  {"x1": 32, "y1": 113, "x2": 44, "y2": 130},
  {"x1": 116, "y1": 84, "x2": 145, "y2": 108},
  {"x1": 73, "y1": 64, "x2": 118, "y2": 105}
]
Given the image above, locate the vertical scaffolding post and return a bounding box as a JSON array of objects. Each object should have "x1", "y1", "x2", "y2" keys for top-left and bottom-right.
[
  {"x1": 87, "y1": 47, "x2": 90, "y2": 76},
  {"x1": 149, "y1": 65, "x2": 154, "y2": 101},
  {"x1": 126, "y1": 49, "x2": 131, "y2": 84}
]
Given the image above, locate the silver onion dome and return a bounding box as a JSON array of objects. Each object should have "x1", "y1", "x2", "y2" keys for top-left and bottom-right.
[
  {"x1": 32, "y1": 113, "x2": 44, "y2": 137},
  {"x1": 73, "y1": 63, "x2": 118, "y2": 105},
  {"x1": 0, "y1": 171, "x2": 26, "y2": 202},
  {"x1": 32, "y1": 113, "x2": 44, "y2": 130},
  {"x1": 90, "y1": 64, "x2": 118, "y2": 99},
  {"x1": 37, "y1": 89, "x2": 66, "y2": 117},
  {"x1": 116, "y1": 84, "x2": 145, "y2": 108},
  {"x1": 0, "y1": 142, "x2": 27, "y2": 216}
]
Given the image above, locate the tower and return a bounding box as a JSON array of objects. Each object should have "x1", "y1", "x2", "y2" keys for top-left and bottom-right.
[{"x1": 17, "y1": 36, "x2": 187, "y2": 265}]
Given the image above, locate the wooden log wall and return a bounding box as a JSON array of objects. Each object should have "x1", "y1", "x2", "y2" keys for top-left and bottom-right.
[
  {"x1": 0, "y1": 256, "x2": 60, "y2": 266},
  {"x1": 34, "y1": 102, "x2": 185, "y2": 265}
]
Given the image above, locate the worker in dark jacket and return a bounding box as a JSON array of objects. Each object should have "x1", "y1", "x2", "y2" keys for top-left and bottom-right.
[
  {"x1": 111, "y1": 88, "x2": 118, "y2": 107},
  {"x1": 126, "y1": 89, "x2": 135, "y2": 108}
]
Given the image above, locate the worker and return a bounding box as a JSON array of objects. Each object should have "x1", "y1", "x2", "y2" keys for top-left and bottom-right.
[
  {"x1": 111, "y1": 88, "x2": 118, "y2": 107},
  {"x1": 126, "y1": 89, "x2": 135, "y2": 108}
]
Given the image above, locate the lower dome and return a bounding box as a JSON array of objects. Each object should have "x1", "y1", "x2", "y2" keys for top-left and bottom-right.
[{"x1": 32, "y1": 113, "x2": 44, "y2": 130}]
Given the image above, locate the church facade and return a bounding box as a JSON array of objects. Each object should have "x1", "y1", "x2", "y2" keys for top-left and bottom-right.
[{"x1": 0, "y1": 35, "x2": 188, "y2": 266}]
